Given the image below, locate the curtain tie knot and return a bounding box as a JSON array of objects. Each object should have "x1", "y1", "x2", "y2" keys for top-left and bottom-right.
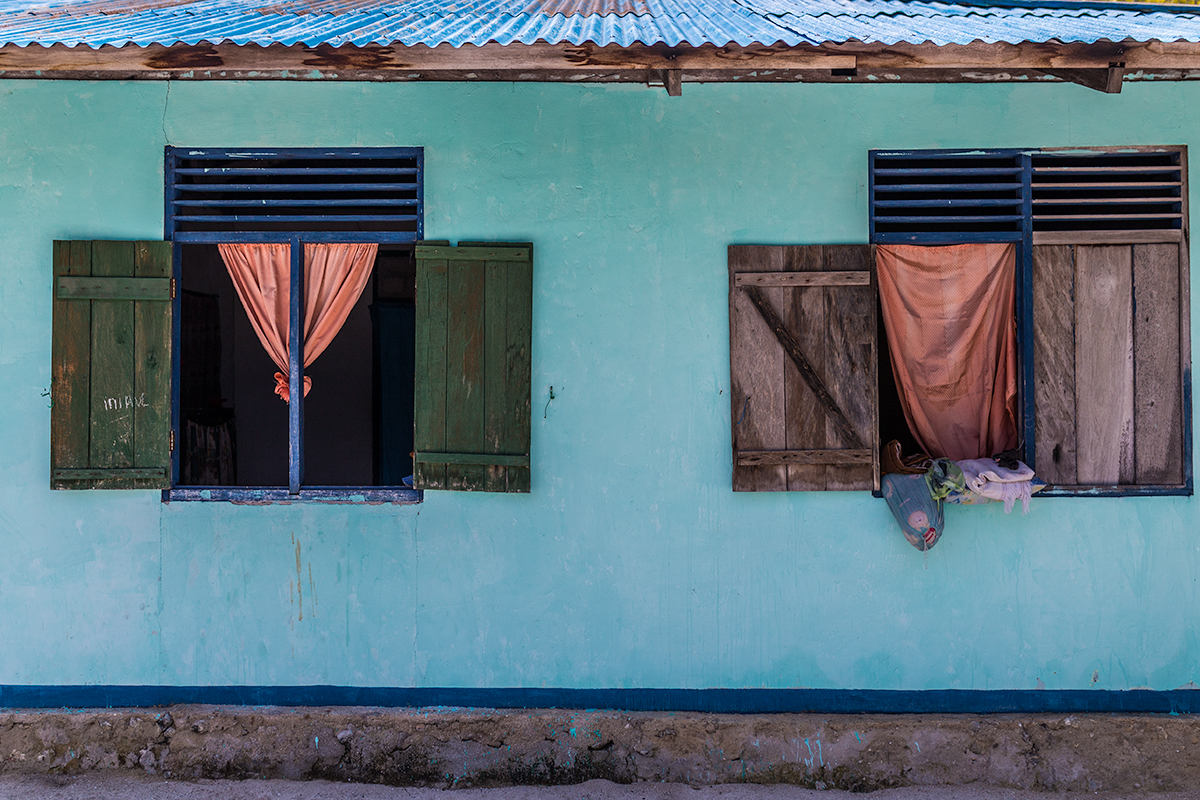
[{"x1": 274, "y1": 372, "x2": 312, "y2": 403}]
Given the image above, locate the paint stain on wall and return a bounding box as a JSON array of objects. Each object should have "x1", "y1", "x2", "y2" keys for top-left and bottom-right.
[
  {"x1": 295, "y1": 535, "x2": 303, "y2": 622},
  {"x1": 308, "y1": 562, "x2": 318, "y2": 619},
  {"x1": 288, "y1": 535, "x2": 319, "y2": 631}
]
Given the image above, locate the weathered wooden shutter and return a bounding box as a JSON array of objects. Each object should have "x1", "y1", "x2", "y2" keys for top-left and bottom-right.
[
  {"x1": 51, "y1": 240, "x2": 174, "y2": 489},
  {"x1": 1033, "y1": 241, "x2": 1188, "y2": 488},
  {"x1": 414, "y1": 242, "x2": 532, "y2": 492},
  {"x1": 728, "y1": 245, "x2": 878, "y2": 491}
]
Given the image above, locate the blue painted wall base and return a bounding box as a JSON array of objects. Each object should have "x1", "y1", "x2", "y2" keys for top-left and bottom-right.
[{"x1": 3, "y1": 687, "x2": 1200, "y2": 714}]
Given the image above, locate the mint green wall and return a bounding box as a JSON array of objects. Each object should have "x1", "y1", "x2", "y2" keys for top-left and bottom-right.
[{"x1": 1, "y1": 78, "x2": 1197, "y2": 690}]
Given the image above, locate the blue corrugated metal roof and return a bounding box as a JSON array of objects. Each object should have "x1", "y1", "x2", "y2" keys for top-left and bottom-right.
[{"x1": 2, "y1": 0, "x2": 1200, "y2": 48}]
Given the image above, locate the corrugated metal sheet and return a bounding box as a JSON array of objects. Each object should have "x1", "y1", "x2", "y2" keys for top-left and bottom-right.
[{"x1": 2, "y1": 0, "x2": 1200, "y2": 48}]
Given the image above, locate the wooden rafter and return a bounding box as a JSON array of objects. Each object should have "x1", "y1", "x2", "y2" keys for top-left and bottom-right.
[{"x1": 1036, "y1": 64, "x2": 1127, "y2": 93}]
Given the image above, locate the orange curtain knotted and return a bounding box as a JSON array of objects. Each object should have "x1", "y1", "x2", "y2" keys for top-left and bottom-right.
[
  {"x1": 876, "y1": 243, "x2": 1019, "y2": 461},
  {"x1": 218, "y1": 242, "x2": 378, "y2": 402}
]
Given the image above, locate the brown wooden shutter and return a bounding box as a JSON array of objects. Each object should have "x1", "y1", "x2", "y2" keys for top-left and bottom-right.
[
  {"x1": 51, "y1": 240, "x2": 174, "y2": 489},
  {"x1": 728, "y1": 245, "x2": 879, "y2": 492},
  {"x1": 1033, "y1": 240, "x2": 1189, "y2": 488},
  {"x1": 414, "y1": 242, "x2": 532, "y2": 493}
]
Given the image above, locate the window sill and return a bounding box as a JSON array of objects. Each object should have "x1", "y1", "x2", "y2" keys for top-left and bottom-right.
[
  {"x1": 872, "y1": 483, "x2": 1193, "y2": 499},
  {"x1": 1036, "y1": 483, "x2": 1192, "y2": 498},
  {"x1": 164, "y1": 487, "x2": 422, "y2": 504}
]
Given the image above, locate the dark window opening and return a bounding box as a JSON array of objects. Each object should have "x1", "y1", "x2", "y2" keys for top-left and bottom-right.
[
  {"x1": 177, "y1": 243, "x2": 416, "y2": 488},
  {"x1": 875, "y1": 301, "x2": 923, "y2": 460}
]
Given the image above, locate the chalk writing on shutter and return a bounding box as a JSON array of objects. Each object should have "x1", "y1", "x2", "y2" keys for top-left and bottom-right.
[{"x1": 101, "y1": 394, "x2": 150, "y2": 411}]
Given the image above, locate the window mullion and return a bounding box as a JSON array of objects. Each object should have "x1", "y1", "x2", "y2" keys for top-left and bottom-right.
[
  {"x1": 1019, "y1": 152, "x2": 1036, "y2": 470},
  {"x1": 289, "y1": 235, "x2": 304, "y2": 494}
]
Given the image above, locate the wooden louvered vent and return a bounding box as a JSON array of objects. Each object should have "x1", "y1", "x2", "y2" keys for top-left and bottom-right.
[
  {"x1": 167, "y1": 148, "x2": 422, "y2": 235},
  {"x1": 871, "y1": 153, "x2": 1024, "y2": 240},
  {"x1": 1031, "y1": 151, "x2": 1184, "y2": 237}
]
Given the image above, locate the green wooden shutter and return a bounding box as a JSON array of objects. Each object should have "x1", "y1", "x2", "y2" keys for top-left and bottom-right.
[
  {"x1": 414, "y1": 242, "x2": 532, "y2": 493},
  {"x1": 51, "y1": 240, "x2": 174, "y2": 489}
]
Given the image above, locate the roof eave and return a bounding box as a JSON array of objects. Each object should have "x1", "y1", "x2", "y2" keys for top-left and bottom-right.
[{"x1": 2, "y1": 39, "x2": 1200, "y2": 85}]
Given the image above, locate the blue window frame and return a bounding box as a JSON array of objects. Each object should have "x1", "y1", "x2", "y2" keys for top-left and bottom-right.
[
  {"x1": 870, "y1": 146, "x2": 1191, "y2": 497},
  {"x1": 164, "y1": 147, "x2": 424, "y2": 503}
]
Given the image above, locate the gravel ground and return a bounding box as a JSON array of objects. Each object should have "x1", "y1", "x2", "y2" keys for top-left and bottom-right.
[{"x1": 3, "y1": 776, "x2": 1200, "y2": 800}]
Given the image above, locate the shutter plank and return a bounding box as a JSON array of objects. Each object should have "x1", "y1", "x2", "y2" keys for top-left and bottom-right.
[
  {"x1": 89, "y1": 241, "x2": 137, "y2": 488},
  {"x1": 469, "y1": 242, "x2": 533, "y2": 493},
  {"x1": 444, "y1": 257, "x2": 486, "y2": 490},
  {"x1": 1133, "y1": 242, "x2": 1184, "y2": 484},
  {"x1": 739, "y1": 449, "x2": 872, "y2": 466},
  {"x1": 823, "y1": 245, "x2": 876, "y2": 491},
  {"x1": 133, "y1": 242, "x2": 173, "y2": 489},
  {"x1": 51, "y1": 241, "x2": 93, "y2": 489},
  {"x1": 503, "y1": 252, "x2": 533, "y2": 493},
  {"x1": 1075, "y1": 245, "x2": 1135, "y2": 484},
  {"x1": 729, "y1": 246, "x2": 786, "y2": 491},
  {"x1": 58, "y1": 276, "x2": 171, "y2": 300},
  {"x1": 1032, "y1": 245, "x2": 1078, "y2": 485},
  {"x1": 414, "y1": 256, "x2": 449, "y2": 489},
  {"x1": 735, "y1": 272, "x2": 871, "y2": 287},
  {"x1": 483, "y1": 258, "x2": 509, "y2": 492},
  {"x1": 784, "y1": 246, "x2": 827, "y2": 491}
]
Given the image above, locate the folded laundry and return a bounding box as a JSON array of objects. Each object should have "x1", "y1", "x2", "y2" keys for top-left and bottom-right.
[{"x1": 955, "y1": 458, "x2": 1041, "y2": 514}]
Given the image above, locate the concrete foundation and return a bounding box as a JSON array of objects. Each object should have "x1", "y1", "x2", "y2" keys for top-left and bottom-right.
[{"x1": 1, "y1": 707, "x2": 1197, "y2": 791}]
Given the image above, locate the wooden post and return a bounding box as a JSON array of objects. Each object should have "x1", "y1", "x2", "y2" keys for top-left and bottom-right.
[{"x1": 664, "y1": 69, "x2": 682, "y2": 96}]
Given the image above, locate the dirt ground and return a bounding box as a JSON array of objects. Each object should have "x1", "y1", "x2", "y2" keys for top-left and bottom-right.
[
  {"x1": 3, "y1": 776, "x2": 1200, "y2": 800},
  {"x1": 4, "y1": 707, "x2": 1199, "y2": 793}
]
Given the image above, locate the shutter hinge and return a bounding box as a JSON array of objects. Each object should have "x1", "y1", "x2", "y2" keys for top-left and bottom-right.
[
  {"x1": 170, "y1": 278, "x2": 177, "y2": 300},
  {"x1": 169, "y1": 429, "x2": 175, "y2": 452}
]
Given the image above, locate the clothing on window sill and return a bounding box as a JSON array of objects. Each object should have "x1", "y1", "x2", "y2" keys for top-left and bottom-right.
[{"x1": 953, "y1": 458, "x2": 1042, "y2": 514}]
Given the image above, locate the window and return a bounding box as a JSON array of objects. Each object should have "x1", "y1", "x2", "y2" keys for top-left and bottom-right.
[
  {"x1": 728, "y1": 146, "x2": 1191, "y2": 496},
  {"x1": 50, "y1": 148, "x2": 533, "y2": 499}
]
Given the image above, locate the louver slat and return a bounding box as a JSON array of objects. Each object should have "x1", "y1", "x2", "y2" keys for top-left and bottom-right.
[
  {"x1": 1032, "y1": 152, "x2": 1184, "y2": 235},
  {"x1": 870, "y1": 153, "x2": 1025, "y2": 238},
  {"x1": 167, "y1": 148, "x2": 424, "y2": 237}
]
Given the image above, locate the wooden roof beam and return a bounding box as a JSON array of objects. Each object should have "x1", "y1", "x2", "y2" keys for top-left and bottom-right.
[
  {"x1": 1, "y1": 41, "x2": 1199, "y2": 81},
  {"x1": 0, "y1": 42, "x2": 856, "y2": 76}
]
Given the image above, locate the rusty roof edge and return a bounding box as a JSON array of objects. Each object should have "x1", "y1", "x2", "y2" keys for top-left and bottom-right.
[
  {"x1": 906, "y1": 0, "x2": 1200, "y2": 14},
  {"x1": 6, "y1": 35, "x2": 1200, "y2": 49}
]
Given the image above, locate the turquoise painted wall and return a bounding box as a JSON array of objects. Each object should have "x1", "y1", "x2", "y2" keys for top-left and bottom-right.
[{"x1": 1, "y1": 78, "x2": 1198, "y2": 691}]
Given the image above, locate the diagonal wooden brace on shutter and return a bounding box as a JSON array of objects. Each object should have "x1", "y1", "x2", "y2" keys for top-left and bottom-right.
[{"x1": 740, "y1": 284, "x2": 865, "y2": 450}]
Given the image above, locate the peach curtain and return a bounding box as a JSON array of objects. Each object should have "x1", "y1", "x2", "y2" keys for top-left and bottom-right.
[
  {"x1": 876, "y1": 243, "x2": 1019, "y2": 461},
  {"x1": 218, "y1": 242, "x2": 378, "y2": 402}
]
